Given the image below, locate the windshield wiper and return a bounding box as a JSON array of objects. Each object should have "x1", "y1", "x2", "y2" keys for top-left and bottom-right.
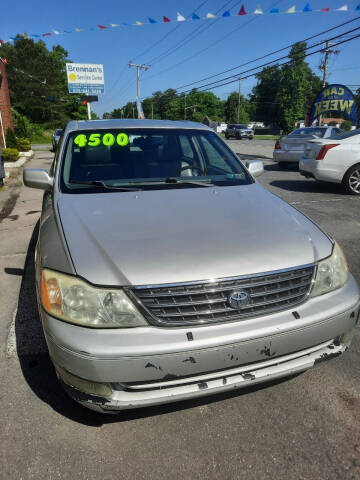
[
  {"x1": 68, "y1": 180, "x2": 142, "y2": 191},
  {"x1": 163, "y1": 178, "x2": 215, "y2": 187}
]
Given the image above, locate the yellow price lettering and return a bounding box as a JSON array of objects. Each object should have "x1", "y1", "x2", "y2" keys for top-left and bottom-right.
[
  {"x1": 103, "y1": 133, "x2": 115, "y2": 146},
  {"x1": 117, "y1": 133, "x2": 129, "y2": 146},
  {"x1": 74, "y1": 134, "x2": 87, "y2": 147},
  {"x1": 88, "y1": 133, "x2": 101, "y2": 147}
]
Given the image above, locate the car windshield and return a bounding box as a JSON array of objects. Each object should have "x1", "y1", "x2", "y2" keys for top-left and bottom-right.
[
  {"x1": 236, "y1": 125, "x2": 248, "y2": 129},
  {"x1": 289, "y1": 128, "x2": 326, "y2": 137},
  {"x1": 328, "y1": 128, "x2": 360, "y2": 140},
  {"x1": 61, "y1": 128, "x2": 252, "y2": 192}
]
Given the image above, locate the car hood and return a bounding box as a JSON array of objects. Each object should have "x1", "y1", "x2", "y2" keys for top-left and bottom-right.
[{"x1": 57, "y1": 184, "x2": 332, "y2": 286}]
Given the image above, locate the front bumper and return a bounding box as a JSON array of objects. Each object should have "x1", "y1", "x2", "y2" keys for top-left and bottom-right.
[
  {"x1": 41, "y1": 275, "x2": 360, "y2": 412},
  {"x1": 273, "y1": 150, "x2": 303, "y2": 163}
]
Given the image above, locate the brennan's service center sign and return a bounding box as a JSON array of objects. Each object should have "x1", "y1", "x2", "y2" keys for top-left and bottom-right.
[{"x1": 309, "y1": 84, "x2": 358, "y2": 126}]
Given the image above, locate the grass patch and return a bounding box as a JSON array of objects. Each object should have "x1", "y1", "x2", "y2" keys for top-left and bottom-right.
[
  {"x1": 31, "y1": 129, "x2": 52, "y2": 144},
  {"x1": 253, "y1": 135, "x2": 280, "y2": 140}
]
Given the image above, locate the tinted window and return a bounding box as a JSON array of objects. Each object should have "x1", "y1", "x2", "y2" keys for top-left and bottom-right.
[
  {"x1": 290, "y1": 128, "x2": 326, "y2": 137},
  {"x1": 329, "y1": 128, "x2": 360, "y2": 140},
  {"x1": 60, "y1": 128, "x2": 251, "y2": 192}
]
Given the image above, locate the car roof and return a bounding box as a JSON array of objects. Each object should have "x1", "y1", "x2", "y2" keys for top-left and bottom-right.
[{"x1": 64, "y1": 119, "x2": 213, "y2": 133}]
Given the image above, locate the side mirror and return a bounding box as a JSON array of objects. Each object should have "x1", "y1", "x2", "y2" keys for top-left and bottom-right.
[
  {"x1": 23, "y1": 168, "x2": 53, "y2": 190},
  {"x1": 245, "y1": 159, "x2": 264, "y2": 178}
]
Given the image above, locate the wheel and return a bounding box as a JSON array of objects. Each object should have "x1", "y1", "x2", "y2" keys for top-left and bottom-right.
[
  {"x1": 248, "y1": 137, "x2": 253, "y2": 140},
  {"x1": 342, "y1": 164, "x2": 360, "y2": 195},
  {"x1": 225, "y1": 133, "x2": 229, "y2": 139},
  {"x1": 278, "y1": 162, "x2": 289, "y2": 169},
  {"x1": 236, "y1": 133, "x2": 240, "y2": 140}
]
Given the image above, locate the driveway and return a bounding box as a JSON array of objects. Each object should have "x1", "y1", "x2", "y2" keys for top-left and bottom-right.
[{"x1": 0, "y1": 148, "x2": 359, "y2": 480}]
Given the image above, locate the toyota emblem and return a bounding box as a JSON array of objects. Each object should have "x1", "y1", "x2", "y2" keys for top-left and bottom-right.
[{"x1": 228, "y1": 290, "x2": 250, "y2": 309}]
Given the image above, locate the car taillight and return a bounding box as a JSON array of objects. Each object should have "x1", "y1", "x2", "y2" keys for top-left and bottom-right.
[
  {"x1": 316, "y1": 144, "x2": 339, "y2": 160},
  {"x1": 275, "y1": 140, "x2": 281, "y2": 150}
]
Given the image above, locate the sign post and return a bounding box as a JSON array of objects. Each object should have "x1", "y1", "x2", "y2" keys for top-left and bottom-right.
[{"x1": 66, "y1": 63, "x2": 104, "y2": 120}]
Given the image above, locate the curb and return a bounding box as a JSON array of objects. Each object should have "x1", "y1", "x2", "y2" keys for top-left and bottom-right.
[{"x1": 4, "y1": 150, "x2": 34, "y2": 172}]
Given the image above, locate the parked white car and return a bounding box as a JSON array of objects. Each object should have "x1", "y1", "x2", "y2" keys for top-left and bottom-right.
[{"x1": 299, "y1": 128, "x2": 360, "y2": 195}]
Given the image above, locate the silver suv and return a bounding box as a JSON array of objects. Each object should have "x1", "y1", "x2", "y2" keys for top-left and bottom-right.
[
  {"x1": 225, "y1": 124, "x2": 254, "y2": 140},
  {"x1": 23, "y1": 119, "x2": 359, "y2": 413}
]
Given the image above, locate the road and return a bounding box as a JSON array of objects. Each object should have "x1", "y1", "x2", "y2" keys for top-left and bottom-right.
[{"x1": 0, "y1": 146, "x2": 359, "y2": 480}]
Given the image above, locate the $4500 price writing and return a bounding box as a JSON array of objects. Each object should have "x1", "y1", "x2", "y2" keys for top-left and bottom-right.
[{"x1": 74, "y1": 133, "x2": 129, "y2": 147}]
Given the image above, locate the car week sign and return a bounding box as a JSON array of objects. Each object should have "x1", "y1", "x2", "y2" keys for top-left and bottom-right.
[
  {"x1": 66, "y1": 63, "x2": 105, "y2": 95},
  {"x1": 309, "y1": 84, "x2": 358, "y2": 126}
]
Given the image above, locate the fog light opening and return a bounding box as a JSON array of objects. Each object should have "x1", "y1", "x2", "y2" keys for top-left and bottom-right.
[{"x1": 55, "y1": 365, "x2": 113, "y2": 398}]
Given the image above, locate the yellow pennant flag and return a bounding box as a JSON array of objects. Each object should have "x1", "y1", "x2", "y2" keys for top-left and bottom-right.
[
  {"x1": 287, "y1": 5, "x2": 296, "y2": 13},
  {"x1": 206, "y1": 13, "x2": 216, "y2": 18}
]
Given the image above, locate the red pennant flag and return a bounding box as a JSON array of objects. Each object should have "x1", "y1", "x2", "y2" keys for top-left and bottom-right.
[
  {"x1": 0, "y1": 39, "x2": 3, "y2": 44},
  {"x1": 238, "y1": 5, "x2": 247, "y2": 15},
  {"x1": 97, "y1": 24, "x2": 107, "y2": 29},
  {"x1": 163, "y1": 16, "x2": 171, "y2": 22},
  {"x1": 320, "y1": 7, "x2": 330, "y2": 11},
  {"x1": 42, "y1": 33, "x2": 51, "y2": 37}
]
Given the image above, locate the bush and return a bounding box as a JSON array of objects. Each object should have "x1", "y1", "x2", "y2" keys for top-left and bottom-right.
[
  {"x1": 2, "y1": 148, "x2": 20, "y2": 162},
  {"x1": 342, "y1": 120, "x2": 352, "y2": 132},
  {"x1": 5, "y1": 128, "x2": 18, "y2": 149},
  {"x1": 18, "y1": 137, "x2": 31, "y2": 152},
  {"x1": 16, "y1": 115, "x2": 31, "y2": 138}
]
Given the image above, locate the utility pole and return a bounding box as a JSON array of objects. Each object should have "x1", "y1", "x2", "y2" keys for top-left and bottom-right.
[
  {"x1": 319, "y1": 40, "x2": 339, "y2": 125},
  {"x1": 151, "y1": 102, "x2": 154, "y2": 119},
  {"x1": 184, "y1": 95, "x2": 186, "y2": 120},
  {"x1": 128, "y1": 62, "x2": 150, "y2": 100},
  {"x1": 237, "y1": 78, "x2": 241, "y2": 123},
  {"x1": 132, "y1": 104, "x2": 135, "y2": 118}
]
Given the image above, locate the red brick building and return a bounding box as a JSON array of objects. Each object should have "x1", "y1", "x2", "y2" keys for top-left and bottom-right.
[{"x1": 0, "y1": 59, "x2": 14, "y2": 148}]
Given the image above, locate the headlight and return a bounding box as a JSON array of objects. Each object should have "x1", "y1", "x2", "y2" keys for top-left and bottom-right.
[
  {"x1": 40, "y1": 269, "x2": 147, "y2": 328},
  {"x1": 311, "y1": 242, "x2": 349, "y2": 297}
]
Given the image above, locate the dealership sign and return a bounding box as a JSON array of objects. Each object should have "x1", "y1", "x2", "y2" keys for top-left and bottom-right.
[
  {"x1": 309, "y1": 84, "x2": 358, "y2": 126},
  {"x1": 66, "y1": 63, "x2": 105, "y2": 95}
]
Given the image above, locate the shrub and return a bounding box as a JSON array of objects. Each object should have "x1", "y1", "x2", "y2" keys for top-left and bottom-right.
[
  {"x1": 342, "y1": 120, "x2": 352, "y2": 132},
  {"x1": 18, "y1": 137, "x2": 31, "y2": 152},
  {"x1": 2, "y1": 148, "x2": 20, "y2": 162},
  {"x1": 16, "y1": 115, "x2": 31, "y2": 138},
  {"x1": 5, "y1": 128, "x2": 18, "y2": 149}
]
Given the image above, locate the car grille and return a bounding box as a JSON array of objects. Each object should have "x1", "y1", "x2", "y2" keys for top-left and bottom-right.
[{"x1": 130, "y1": 265, "x2": 315, "y2": 327}]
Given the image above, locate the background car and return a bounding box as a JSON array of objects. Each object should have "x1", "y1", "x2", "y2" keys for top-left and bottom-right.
[
  {"x1": 225, "y1": 124, "x2": 254, "y2": 140},
  {"x1": 52, "y1": 129, "x2": 63, "y2": 151},
  {"x1": 273, "y1": 126, "x2": 343, "y2": 168},
  {"x1": 300, "y1": 128, "x2": 360, "y2": 195}
]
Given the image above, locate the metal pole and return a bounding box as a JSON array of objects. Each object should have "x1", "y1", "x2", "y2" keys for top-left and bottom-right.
[
  {"x1": 128, "y1": 62, "x2": 149, "y2": 101},
  {"x1": 151, "y1": 102, "x2": 154, "y2": 119},
  {"x1": 132, "y1": 105, "x2": 135, "y2": 118},
  {"x1": 0, "y1": 110, "x2": 6, "y2": 148},
  {"x1": 87, "y1": 102, "x2": 91, "y2": 120},
  {"x1": 237, "y1": 79, "x2": 241, "y2": 123},
  {"x1": 184, "y1": 95, "x2": 187, "y2": 120}
]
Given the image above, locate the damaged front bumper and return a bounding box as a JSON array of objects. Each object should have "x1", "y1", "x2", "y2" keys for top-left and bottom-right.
[{"x1": 41, "y1": 275, "x2": 360, "y2": 413}]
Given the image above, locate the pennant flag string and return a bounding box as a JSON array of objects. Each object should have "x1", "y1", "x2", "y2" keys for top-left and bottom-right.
[{"x1": 1, "y1": 5, "x2": 357, "y2": 43}]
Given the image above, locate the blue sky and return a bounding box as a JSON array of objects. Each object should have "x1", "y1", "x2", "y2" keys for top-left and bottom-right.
[{"x1": 1, "y1": 0, "x2": 360, "y2": 117}]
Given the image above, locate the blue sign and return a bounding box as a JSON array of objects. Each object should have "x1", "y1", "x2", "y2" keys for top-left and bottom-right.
[
  {"x1": 68, "y1": 84, "x2": 105, "y2": 95},
  {"x1": 309, "y1": 84, "x2": 358, "y2": 126}
]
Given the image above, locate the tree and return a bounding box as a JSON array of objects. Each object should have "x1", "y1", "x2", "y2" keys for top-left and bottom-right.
[
  {"x1": 0, "y1": 37, "x2": 87, "y2": 127},
  {"x1": 251, "y1": 65, "x2": 282, "y2": 126},
  {"x1": 224, "y1": 92, "x2": 250, "y2": 123}
]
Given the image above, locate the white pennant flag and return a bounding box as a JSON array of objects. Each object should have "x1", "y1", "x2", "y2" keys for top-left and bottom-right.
[
  {"x1": 254, "y1": 5, "x2": 263, "y2": 14},
  {"x1": 287, "y1": 5, "x2": 296, "y2": 13},
  {"x1": 110, "y1": 24, "x2": 120, "y2": 27},
  {"x1": 52, "y1": 29, "x2": 60, "y2": 34},
  {"x1": 177, "y1": 12, "x2": 186, "y2": 21},
  {"x1": 206, "y1": 13, "x2": 216, "y2": 18},
  {"x1": 336, "y1": 4, "x2": 348, "y2": 11}
]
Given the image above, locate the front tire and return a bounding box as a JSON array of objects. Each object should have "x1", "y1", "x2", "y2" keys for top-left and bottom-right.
[
  {"x1": 248, "y1": 137, "x2": 253, "y2": 140},
  {"x1": 343, "y1": 164, "x2": 360, "y2": 195}
]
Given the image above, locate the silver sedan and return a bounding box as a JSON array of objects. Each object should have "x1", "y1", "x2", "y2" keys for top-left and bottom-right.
[{"x1": 273, "y1": 126, "x2": 342, "y2": 167}]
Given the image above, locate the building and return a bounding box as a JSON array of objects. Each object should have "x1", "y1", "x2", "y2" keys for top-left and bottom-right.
[{"x1": 0, "y1": 59, "x2": 14, "y2": 148}]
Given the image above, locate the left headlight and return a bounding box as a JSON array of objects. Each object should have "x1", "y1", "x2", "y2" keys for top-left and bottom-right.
[
  {"x1": 311, "y1": 242, "x2": 349, "y2": 297},
  {"x1": 40, "y1": 269, "x2": 148, "y2": 328}
]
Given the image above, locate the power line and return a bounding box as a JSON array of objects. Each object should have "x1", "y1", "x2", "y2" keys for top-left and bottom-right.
[
  {"x1": 181, "y1": 32, "x2": 360, "y2": 93},
  {"x1": 145, "y1": 0, "x2": 240, "y2": 67},
  {"x1": 144, "y1": 0, "x2": 284, "y2": 84},
  {"x1": 174, "y1": 15, "x2": 360, "y2": 90},
  {"x1": 177, "y1": 26, "x2": 360, "y2": 94}
]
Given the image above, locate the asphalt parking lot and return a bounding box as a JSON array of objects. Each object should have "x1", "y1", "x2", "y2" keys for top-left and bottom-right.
[{"x1": 0, "y1": 147, "x2": 359, "y2": 480}]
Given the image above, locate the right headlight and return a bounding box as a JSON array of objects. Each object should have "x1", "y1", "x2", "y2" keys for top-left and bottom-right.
[
  {"x1": 311, "y1": 242, "x2": 349, "y2": 297},
  {"x1": 40, "y1": 269, "x2": 148, "y2": 328}
]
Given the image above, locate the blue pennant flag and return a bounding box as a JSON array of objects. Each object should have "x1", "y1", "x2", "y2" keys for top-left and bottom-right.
[
  {"x1": 222, "y1": 10, "x2": 231, "y2": 17},
  {"x1": 270, "y1": 7, "x2": 280, "y2": 13},
  {"x1": 303, "y1": 3, "x2": 312, "y2": 12},
  {"x1": 192, "y1": 13, "x2": 200, "y2": 20},
  {"x1": 30, "y1": 34, "x2": 41, "y2": 38},
  {"x1": 356, "y1": 3, "x2": 360, "y2": 10},
  {"x1": 148, "y1": 17, "x2": 157, "y2": 24}
]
